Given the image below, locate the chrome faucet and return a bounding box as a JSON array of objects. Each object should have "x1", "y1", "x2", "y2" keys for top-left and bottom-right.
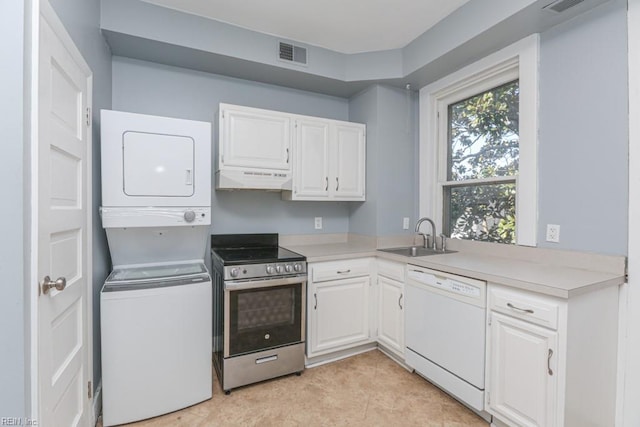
[{"x1": 415, "y1": 217, "x2": 437, "y2": 250}]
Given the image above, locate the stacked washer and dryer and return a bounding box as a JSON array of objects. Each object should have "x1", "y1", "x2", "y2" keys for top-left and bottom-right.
[{"x1": 99, "y1": 110, "x2": 213, "y2": 426}]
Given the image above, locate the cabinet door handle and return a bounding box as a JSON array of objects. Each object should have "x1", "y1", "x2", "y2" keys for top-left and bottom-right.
[
  {"x1": 398, "y1": 294, "x2": 403, "y2": 310},
  {"x1": 286, "y1": 148, "x2": 290, "y2": 163},
  {"x1": 507, "y1": 302, "x2": 534, "y2": 314},
  {"x1": 337, "y1": 269, "x2": 351, "y2": 274},
  {"x1": 325, "y1": 177, "x2": 328, "y2": 191},
  {"x1": 547, "y1": 349, "x2": 554, "y2": 376},
  {"x1": 314, "y1": 293, "x2": 317, "y2": 310},
  {"x1": 336, "y1": 177, "x2": 339, "y2": 191}
]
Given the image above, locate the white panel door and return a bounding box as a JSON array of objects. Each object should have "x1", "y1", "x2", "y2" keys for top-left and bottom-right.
[
  {"x1": 309, "y1": 276, "x2": 370, "y2": 356},
  {"x1": 377, "y1": 276, "x2": 404, "y2": 356},
  {"x1": 221, "y1": 106, "x2": 291, "y2": 171},
  {"x1": 488, "y1": 312, "x2": 558, "y2": 427},
  {"x1": 37, "y1": 3, "x2": 92, "y2": 426},
  {"x1": 293, "y1": 118, "x2": 330, "y2": 198},
  {"x1": 122, "y1": 132, "x2": 194, "y2": 197},
  {"x1": 333, "y1": 123, "x2": 365, "y2": 199}
]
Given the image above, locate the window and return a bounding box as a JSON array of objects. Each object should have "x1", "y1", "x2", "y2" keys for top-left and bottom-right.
[
  {"x1": 445, "y1": 80, "x2": 519, "y2": 243},
  {"x1": 420, "y1": 35, "x2": 539, "y2": 246}
]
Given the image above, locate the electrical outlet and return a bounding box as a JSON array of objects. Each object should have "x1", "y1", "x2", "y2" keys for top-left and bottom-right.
[
  {"x1": 403, "y1": 217, "x2": 410, "y2": 230},
  {"x1": 314, "y1": 217, "x2": 323, "y2": 230},
  {"x1": 546, "y1": 224, "x2": 560, "y2": 243}
]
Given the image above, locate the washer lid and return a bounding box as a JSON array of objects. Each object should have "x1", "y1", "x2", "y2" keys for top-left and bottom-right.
[{"x1": 106, "y1": 261, "x2": 208, "y2": 284}]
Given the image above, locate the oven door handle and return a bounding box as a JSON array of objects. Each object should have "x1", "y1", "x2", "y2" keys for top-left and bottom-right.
[{"x1": 224, "y1": 274, "x2": 307, "y2": 291}]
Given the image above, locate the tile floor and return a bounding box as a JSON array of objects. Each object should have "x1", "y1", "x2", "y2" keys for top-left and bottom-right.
[{"x1": 104, "y1": 349, "x2": 489, "y2": 426}]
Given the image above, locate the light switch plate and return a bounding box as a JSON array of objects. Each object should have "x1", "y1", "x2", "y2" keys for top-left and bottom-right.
[
  {"x1": 314, "y1": 217, "x2": 323, "y2": 230},
  {"x1": 403, "y1": 217, "x2": 410, "y2": 230}
]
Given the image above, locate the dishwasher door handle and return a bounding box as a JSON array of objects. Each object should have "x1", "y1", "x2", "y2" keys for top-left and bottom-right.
[{"x1": 408, "y1": 270, "x2": 440, "y2": 286}]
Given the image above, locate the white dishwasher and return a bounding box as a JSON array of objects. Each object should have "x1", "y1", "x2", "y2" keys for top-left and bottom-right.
[{"x1": 405, "y1": 265, "x2": 487, "y2": 412}]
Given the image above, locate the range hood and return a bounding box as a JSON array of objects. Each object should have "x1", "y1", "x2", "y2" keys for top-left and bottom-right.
[{"x1": 215, "y1": 169, "x2": 292, "y2": 191}]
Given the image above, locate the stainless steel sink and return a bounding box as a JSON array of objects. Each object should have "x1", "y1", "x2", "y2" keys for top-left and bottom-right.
[{"x1": 377, "y1": 246, "x2": 457, "y2": 257}]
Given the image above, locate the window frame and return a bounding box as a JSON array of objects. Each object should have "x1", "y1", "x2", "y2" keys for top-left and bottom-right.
[{"x1": 419, "y1": 35, "x2": 539, "y2": 246}]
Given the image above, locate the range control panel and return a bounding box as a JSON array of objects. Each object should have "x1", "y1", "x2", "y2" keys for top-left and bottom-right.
[{"x1": 223, "y1": 262, "x2": 307, "y2": 281}]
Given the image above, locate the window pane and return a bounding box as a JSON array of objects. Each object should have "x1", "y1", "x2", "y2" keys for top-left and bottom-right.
[
  {"x1": 445, "y1": 183, "x2": 516, "y2": 244},
  {"x1": 448, "y1": 80, "x2": 519, "y2": 181}
]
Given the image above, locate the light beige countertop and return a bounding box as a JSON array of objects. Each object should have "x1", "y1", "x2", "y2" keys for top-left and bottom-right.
[
  {"x1": 285, "y1": 241, "x2": 377, "y2": 262},
  {"x1": 283, "y1": 236, "x2": 626, "y2": 299},
  {"x1": 377, "y1": 251, "x2": 623, "y2": 299}
]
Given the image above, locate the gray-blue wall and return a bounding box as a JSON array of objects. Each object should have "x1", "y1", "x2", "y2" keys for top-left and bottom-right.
[
  {"x1": 348, "y1": 85, "x2": 418, "y2": 236},
  {"x1": 112, "y1": 57, "x2": 352, "y2": 235},
  {"x1": 49, "y1": 0, "x2": 113, "y2": 392},
  {"x1": 375, "y1": 85, "x2": 418, "y2": 235},
  {"x1": 537, "y1": 0, "x2": 628, "y2": 255},
  {"x1": 0, "y1": 1, "x2": 26, "y2": 418},
  {"x1": 348, "y1": 86, "x2": 379, "y2": 235}
]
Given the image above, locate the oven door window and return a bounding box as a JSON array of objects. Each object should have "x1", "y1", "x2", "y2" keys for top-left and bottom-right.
[{"x1": 228, "y1": 283, "x2": 302, "y2": 356}]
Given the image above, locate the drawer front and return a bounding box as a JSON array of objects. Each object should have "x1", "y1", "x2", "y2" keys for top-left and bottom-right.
[
  {"x1": 377, "y1": 259, "x2": 405, "y2": 282},
  {"x1": 489, "y1": 285, "x2": 560, "y2": 330},
  {"x1": 311, "y1": 258, "x2": 372, "y2": 282}
]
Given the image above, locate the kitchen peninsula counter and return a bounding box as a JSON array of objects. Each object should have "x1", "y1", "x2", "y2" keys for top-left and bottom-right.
[{"x1": 284, "y1": 237, "x2": 626, "y2": 299}]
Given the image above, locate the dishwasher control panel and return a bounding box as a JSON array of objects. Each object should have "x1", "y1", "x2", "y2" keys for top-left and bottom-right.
[
  {"x1": 449, "y1": 279, "x2": 481, "y2": 298},
  {"x1": 407, "y1": 266, "x2": 486, "y2": 307}
]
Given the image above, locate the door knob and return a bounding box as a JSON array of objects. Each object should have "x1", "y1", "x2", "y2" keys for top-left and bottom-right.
[{"x1": 42, "y1": 276, "x2": 66, "y2": 294}]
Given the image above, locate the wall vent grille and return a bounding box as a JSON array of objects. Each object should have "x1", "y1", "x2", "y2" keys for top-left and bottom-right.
[
  {"x1": 279, "y1": 42, "x2": 308, "y2": 65},
  {"x1": 542, "y1": 0, "x2": 585, "y2": 13}
]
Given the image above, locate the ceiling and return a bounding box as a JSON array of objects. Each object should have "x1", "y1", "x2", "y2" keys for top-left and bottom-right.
[{"x1": 141, "y1": 0, "x2": 471, "y2": 54}]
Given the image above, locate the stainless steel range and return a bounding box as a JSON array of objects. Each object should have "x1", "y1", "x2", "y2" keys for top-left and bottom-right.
[{"x1": 211, "y1": 234, "x2": 307, "y2": 394}]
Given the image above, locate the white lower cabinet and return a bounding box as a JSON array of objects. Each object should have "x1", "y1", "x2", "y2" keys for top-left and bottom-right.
[
  {"x1": 486, "y1": 283, "x2": 619, "y2": 427},
  {"x1": 488, "y1": 311, "x2": 558, "y2": 427},
  {"x1": 304, "y1": 258, "x2": 620, "y2": 427},
  {"x1": 307, "y1": 259, "x2": 373, "y2": 357},
  {"x1": 376, "y1": 260, "x2": 405, "y2": 357}
]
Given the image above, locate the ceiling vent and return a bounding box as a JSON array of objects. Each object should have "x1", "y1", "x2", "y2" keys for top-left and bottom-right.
[
  {"x1": 279, "y1": 42, "x2": 308, "y2": 66},
  {"x1": 542, "y1": 0, "x2": 585, "y2": 13}
]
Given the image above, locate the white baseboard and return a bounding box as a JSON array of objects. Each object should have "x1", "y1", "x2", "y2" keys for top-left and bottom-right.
[
  {"x1": 376, "y1": 345, "x2": 412, "y2": 372},
  {"x1": 305, "y1": 343, "x2": 377, "y2": 368}
]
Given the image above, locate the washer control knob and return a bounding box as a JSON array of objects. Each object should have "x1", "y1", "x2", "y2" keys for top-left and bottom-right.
[
  {"x1": 294, "y1": 263, "x2": 303, "y2": 272},
  {"x1": 184, "y1": 210, "x2": 196, "y2": 223},
  {"x1": 230, "y1": 268, "x2": 240, "y2": 278},
  {"x1": 285, "y1": 264, "x2": 293, "y2": 273},
  {"x1": 276, "y1": 265, "x2": 284, "y2": 274},
  {"x1": 266, "y1": 265, "x2": 276, "y2": 274}
]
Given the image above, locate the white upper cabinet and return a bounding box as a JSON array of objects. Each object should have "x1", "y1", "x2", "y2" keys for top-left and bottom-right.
[
  {"x1": 216, "y1": 104, "x2": 292, "y2": 190},
  {"x1": 216, "y1": 103, "x2": 365, "y2": 196},
  {"x1": 219, "y1": 104, "x2": 291, "y2": 171},
  {"x1": 293, "y1": 118, "x2": 331, "y2": 198},
  {"x1": 284, "y1": 118, "x2": 366, "y2": 201},
  {"x1": 334, "y1": 123, "x2": 366, "y2": 199}
]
